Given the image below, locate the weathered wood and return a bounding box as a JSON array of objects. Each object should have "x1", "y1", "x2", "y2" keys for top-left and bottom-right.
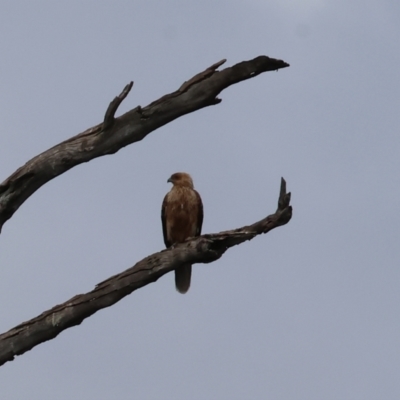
[
  {"x1": 0, "y1": 178, "x2": 292, "y2": 366},
  {"x1": 0, "y1": 56, "x2": 289, "y2": 233}
]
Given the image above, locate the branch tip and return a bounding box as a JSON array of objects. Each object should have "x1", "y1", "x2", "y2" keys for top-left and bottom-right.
[
  {"x1": 208, "y1": 59, "x2": 227, "y2": 71},
  {"x1": 103, "y1": 81, "x2": 134, "y2": 130},
  {"x1": 278, "y1": 177, "x2": 291, "y2": 210},
  {"x1": 280, "y1": 177, "x2": 286, "y2": 193}
]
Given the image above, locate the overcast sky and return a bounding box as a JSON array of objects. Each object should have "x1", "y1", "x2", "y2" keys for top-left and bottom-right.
[{"x1": 0, "y1": 1, "x2": 399, "y2": 399}]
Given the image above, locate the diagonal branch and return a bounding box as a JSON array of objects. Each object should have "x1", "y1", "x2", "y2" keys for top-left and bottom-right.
[
  {"x1": 0, "y1": 55, "x2": 289, "y2": 233},
  {"x1": 0, "y1": 178, "x2": 292, "y2": 367}
]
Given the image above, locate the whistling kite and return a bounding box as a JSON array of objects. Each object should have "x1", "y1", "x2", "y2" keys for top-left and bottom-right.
[{"x1": 162, "y1": 172, "x2": 203, "y2": 293}]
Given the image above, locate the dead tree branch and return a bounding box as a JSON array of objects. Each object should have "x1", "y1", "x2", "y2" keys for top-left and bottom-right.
[
  {"x1": 0, "y1": 178, "x2": 292, "y2": 366},
  {"x1": 0, "y1": 55, "x2": 289, "y2": 233}
]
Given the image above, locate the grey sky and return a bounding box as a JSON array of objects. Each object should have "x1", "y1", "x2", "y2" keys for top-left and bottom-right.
[{"x1": 0, "y1": 1, "x2": 399, "y2": 399}]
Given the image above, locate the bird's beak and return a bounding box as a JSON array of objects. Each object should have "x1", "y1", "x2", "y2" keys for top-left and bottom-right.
[{"x1": 167, "y1": 177, "x2": 172, "y2": 183}]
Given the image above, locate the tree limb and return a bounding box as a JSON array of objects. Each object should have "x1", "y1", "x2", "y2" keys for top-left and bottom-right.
[
  {"x1": 0, "y1": 55, "x2": 289, "y2": 233},
  {"x1": 0, "y1": 178, "x2": 292, "y2": 366}
]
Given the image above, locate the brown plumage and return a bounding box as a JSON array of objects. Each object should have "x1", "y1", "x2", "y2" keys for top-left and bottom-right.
[{"x1": 161, "y1": 172, "x2": 203, "y2": 294}]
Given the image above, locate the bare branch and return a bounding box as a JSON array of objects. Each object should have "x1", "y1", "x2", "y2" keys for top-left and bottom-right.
[
  {"x1": 0, "y1": 55, "x2": 289, "y2": 233},
  {"x1": 0, "y1": 178, "x2": 292, "y2": 366}
]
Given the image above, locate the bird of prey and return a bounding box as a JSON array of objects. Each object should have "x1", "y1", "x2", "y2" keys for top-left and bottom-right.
[{"x1": 161, "y1": 172, "x2": 203, "y2": 294}]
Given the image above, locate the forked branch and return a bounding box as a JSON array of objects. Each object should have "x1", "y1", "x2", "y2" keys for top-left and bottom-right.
[{"x1": 0, "y1": 178, "x2": 292, "y2": 366}]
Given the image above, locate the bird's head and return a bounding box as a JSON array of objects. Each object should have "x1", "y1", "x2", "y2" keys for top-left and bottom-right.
[{"x1": 167, "y1": 172, "x2": 194, "y2": 188}]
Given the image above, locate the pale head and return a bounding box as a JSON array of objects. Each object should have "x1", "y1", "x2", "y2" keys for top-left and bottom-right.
[{"x1": 167, "y1": 172, "x2": 194, "y2": 188}]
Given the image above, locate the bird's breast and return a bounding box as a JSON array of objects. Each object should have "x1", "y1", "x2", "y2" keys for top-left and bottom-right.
[{"x1": 165, "y1": 188, "x2": 199, "y2": 242}]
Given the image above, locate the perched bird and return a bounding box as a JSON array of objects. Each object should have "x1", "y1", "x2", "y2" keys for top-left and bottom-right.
[{"x1": 161, "y1": 172, "x2": 203, "y2": 294}]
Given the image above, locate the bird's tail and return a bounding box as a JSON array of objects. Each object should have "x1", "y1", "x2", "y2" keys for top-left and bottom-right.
[{"x1": 175, "y1": 264, "x2": 192, "y2": 294}]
